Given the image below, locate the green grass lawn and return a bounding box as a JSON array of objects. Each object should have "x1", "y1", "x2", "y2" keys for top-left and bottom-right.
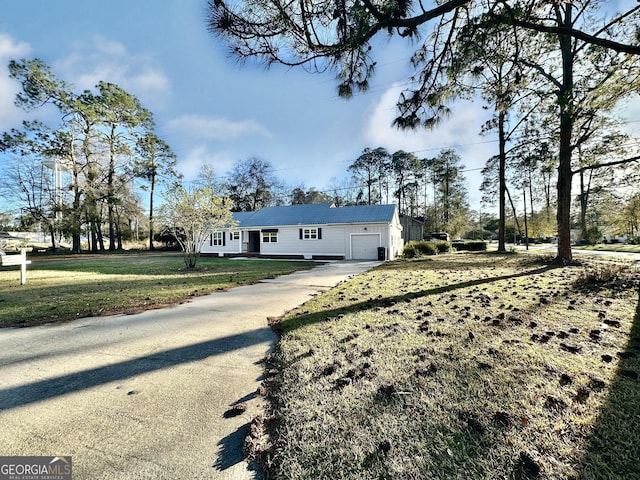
[
  {"x1": 256, "y1": 253, "x2": 640, "y2": 479},
  {"x1": 0, "y1": 252, "x2": 313, "y2": 327}
]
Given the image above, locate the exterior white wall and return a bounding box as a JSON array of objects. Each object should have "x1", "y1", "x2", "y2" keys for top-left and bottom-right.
[
  {"x1": 259, "y1": 227, "x2": 302, "y2": 256},
  {"x1": 342, "y1": 225, "x2": 382, "y2": 259},
  {"x1": 388, "y1": 212, "x2": 403, "y2": 259},
  {"x1": 260, "y1": 226, "x2": 349, "y2": 258},
  {"x1": 344, "y1": 218, "x2": 402, "y2": 260},
  {"x1": 201, "y1": 211, "x2": 404, "y2": 260},
  {"x1": 200, "y1": 231, "x2": 242, "y2": 256},
  {"x1": 350, "y1": 233, "x2": 381, "y2": 259}
]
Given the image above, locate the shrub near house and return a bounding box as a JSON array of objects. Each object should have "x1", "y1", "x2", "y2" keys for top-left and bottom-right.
[{"x1": 402, "y1": 240, "x2": 452, "y2": 257}]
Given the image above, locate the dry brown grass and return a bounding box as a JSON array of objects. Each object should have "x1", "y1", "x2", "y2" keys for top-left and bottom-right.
[{"x1": 255, "y1": 253, "x2": 640, "y2": 479}]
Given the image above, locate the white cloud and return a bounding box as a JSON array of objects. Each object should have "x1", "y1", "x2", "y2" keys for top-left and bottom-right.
[
  {"x1": 615, "y1": 94, "x2": 640, "y2": 139},
  {"x1": 364, "y1": 83, "x2": 499, "y2": 209},
  {"x1": 167, "y1": 114, "x2": 272, "y2": 141},
  {"x1": 365, "y1": 83, "x2": 492, "y2": 154},
  {"x1": 0, "y1": 32, "x2": 30, "y2": 58},
  {"x1": 0, "y1": 32, "x2": 31, "y2": 131},
  {"x1": 92, "y1": 36, "x2": 128, "y2": 58},
  {"x1": 54, "y1": 35, "x2": 170, "y2": 109},
  {"x1": 131, "y1": 67, "x2": 170, "y2": 93},
  {"x1": 177, "y1": 145, "x2": 236, "y2": 180}
]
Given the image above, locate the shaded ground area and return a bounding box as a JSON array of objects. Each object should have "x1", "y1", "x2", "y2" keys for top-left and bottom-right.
[
  {"x1": 0, "y1": 261, "x2": 378, "y2": 479},
  {"x1": 580, "y1": 298, "x2": 640, "y2": 479},
  {"x1": 261, "y1": 254, "x2": 639, "y2": 479}
]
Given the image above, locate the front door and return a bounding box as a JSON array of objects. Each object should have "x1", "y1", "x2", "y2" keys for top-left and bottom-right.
[{"x1": 248, "y1": 231, "x2": 261, "y2": 253}]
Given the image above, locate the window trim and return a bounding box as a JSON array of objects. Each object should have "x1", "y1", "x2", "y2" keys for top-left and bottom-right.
[
  {"x1": 299, "y1": 227, "x2": 322, "y2": 240},
  {"x1": 211, "y1": 231, "x2": 225, "y2": 246},
  {"x1": 262, "y1": 231, "x2": 278, "y2": 243}
]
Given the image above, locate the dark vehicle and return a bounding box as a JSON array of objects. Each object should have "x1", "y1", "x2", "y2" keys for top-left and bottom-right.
[{"x1": 427, "y1": 232, "x2": 450, "y2": 242}]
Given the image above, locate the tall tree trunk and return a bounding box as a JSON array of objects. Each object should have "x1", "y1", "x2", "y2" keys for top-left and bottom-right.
[
  {"x1": 97, "y1": 215, "x2": 105, "y2": 251},
  {"x1": 556, "y1": 130, "x2": 573, "y2": 262},
  {"x1": 107, "y1": 125, "x2": 116, "y2": 251},
  {"x1": 555, "y1": 4, "x2": 575, "y2": 264},
  {"x1": 523, "y1": 187, "x2": 529, "y2": 249},
  {"x1": 48, "y1": 225, "x2": 57, "y2": 251},
  {"x1": 498, "y1": 110, "x2": 507, "y2": 252},
  {"x1": 432, "y1": 175, "x2": 438, "y2": 231},
  {"x1": 71, "y1": 170, "x2": 82, "y2": 254},
  {"x1": 506, "y1": 186, "x2": 522, "y2": 237},
  {"x1": 90, "y1": 222, "x2": 98, "y2": 252},
  {"x1": 444, "y1": 165, "x2": 450, "y2": 225},
  {"x1": 149, "y1": 174, "x2": 156, "y2": 251},
  {"x1": 579, "y1": 169, "x2": 591, "y2": 241},
  {"x1": 528, "y1": 168, "x2": 534, "y2": 217},
  {"x1": 116, "y1": 219, "x2": 123, "y2": 250},
  {"x1": 544, "y1": 168, "x2": 552, "y2": 220}
]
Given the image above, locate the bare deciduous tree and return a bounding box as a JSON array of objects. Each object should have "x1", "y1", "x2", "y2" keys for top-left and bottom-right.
[{"x1": 158, "y1": 185, "x2": 235, "y2": 268}]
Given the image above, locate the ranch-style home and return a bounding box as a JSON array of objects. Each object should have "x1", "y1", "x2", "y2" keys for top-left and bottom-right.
[{"x1": 201, "y1": 203, "x2": 404, "y2": 260}]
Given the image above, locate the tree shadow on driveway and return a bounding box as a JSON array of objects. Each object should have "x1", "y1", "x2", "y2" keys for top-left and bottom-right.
[
  {"x1": 213, "y1": 422, "x2": 248, "y2": 471},
  {"x1": 0, "y1": 327, "x2": 272, "y2": 410}
]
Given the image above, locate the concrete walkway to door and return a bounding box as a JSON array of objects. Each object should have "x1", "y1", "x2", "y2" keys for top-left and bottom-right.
[{"x1": 0, "y1": 260, "x2": 380, "y2": 480}]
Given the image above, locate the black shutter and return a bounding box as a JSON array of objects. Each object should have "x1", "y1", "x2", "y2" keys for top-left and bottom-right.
[
  {"x1": 318, "y1": 228, "x2": 322, "y2": 239},
  {"x1": 223, "y1": 232, "x2": 226, "y2": 246},
  {"x1": 299, "y1": 228, "x2": 303, "y2": 239},
  {"x1": 210, "y1": 233, "x2": 213, "y2": 246}
]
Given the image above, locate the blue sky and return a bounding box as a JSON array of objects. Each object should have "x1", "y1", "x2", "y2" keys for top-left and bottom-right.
[{"x1": 1, "y1": 1, "x2": 639, "y2": 214}]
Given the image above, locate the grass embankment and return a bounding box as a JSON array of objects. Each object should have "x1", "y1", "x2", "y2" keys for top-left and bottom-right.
[
  {"x1": 257, "y1": 254, "x2": 640, "y2": 479},
  {"x1": 0, "y1": 253, "x2": 313, "y2": 327}
]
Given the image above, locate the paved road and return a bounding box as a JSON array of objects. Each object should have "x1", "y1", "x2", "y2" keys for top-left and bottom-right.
[
  {"x1": 510, "y1": 244, "x2": 640, "y2": 262},
  {"x1": 0, "y1": 260, "x2": 379, "y2": 480}
]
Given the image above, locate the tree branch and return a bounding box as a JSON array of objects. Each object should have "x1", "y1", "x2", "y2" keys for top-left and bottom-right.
[
  {"x1": 575, "y1": 5, "x2": 640, "y2": 54},
  {"x1": 504, "y1": 17, "x2": 640, "y2": 55},
  {"x1": 572, "y1": 156, "x2": 640, "y2": 175}
]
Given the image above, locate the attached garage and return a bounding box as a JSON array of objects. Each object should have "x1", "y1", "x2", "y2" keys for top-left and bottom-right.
[
  {"x1": 350, "y1": 234, "x2": 380, "y2": 260},
  {"x1": 202, "y1": 203, "x2": 404, "y2": 260}
]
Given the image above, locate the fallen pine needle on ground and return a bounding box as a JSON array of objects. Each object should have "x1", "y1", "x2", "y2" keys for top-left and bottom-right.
[{"x1": 250, "y1": 253, "x2": 640, "y2": 480}]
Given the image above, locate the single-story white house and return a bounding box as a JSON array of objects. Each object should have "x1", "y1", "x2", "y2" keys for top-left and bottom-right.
[{"x1": 201, "y1": 203, "x2": 404, "y2": 260}]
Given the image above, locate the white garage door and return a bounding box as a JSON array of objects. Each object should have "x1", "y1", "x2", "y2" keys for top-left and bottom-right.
[{"x1": 351, "y1": 234, "x2": 380, "y2": 260}]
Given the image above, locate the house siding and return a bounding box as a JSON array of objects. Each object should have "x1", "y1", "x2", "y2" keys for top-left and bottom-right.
[
  {"x1": 259, "y1": 225, "x2": 378, "y2": 259},
  {"x1": 204, "y1": 231, "x2": 243, "y2": 256},
  {"x1": 256, "y1": 223, "x2": 398, "y2": 259},
  {"x1": 343, "y1": 225, "x2": 383, "y2": 259},
  {"x1": 260, "y1": 227, "x2": 305, "y2": 256},
  {"x1": 400, "y1": 214, "x2": 424, "y2": 243},
  {"x1": 200, "y1": 204, "x2": 404, "y2": 260}
]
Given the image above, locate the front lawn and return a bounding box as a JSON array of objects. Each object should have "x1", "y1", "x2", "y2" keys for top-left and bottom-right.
[
  {"x1": 0, "y1": 253, "x2": 313, "y2": 327},
  {"x1": 257, "y1": 253, "x2": 639, "y2": 479}
]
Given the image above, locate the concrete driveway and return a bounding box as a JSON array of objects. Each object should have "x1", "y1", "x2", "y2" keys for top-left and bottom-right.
[{"x1": 0, "y1": 260, "x2": 379, "y2": 479}]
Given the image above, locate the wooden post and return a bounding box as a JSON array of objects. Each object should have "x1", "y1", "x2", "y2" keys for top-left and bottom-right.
[{"x1": 20, "y1": 248, "x2": 28, "y2": 285}]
